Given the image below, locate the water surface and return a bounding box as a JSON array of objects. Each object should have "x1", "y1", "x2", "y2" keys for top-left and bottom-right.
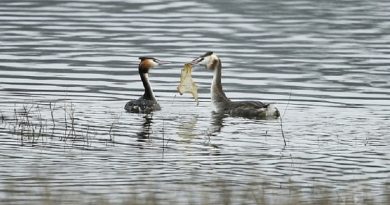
[{"x1": 1, "y1": 0, "x2": 390, "y2": 204}]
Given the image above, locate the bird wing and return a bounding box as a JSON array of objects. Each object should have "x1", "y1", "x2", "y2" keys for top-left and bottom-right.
[
  {"x1": 229, "y1": 101, "x2": 268, "y2": 109},
  {"x1": 227, "y1": 101, "x2": 269, "y2": 119}
]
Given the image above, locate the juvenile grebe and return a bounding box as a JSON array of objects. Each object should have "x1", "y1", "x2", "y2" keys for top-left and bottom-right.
[
  {"x1": 191, "y1": 52, "x2": 280, "y2": 119},
  {"x1": 124, "y1": 57, "x2": 166, "y2": 113}
]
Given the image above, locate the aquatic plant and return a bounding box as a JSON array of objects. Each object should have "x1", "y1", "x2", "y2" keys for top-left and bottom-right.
[{"x1": 0, "y1": 101, "x2": 119, "y2": 148}]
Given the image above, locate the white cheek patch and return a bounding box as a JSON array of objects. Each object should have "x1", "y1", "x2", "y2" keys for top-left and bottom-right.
[
  {"x1": 152, "y1": 61, "x2": 159, "y2": 67},
  {"x1": 204, "y1": 56, "x2": 210, "y2": 65},
  {"x1": 148, "y1": 61, "x2": 157, "y2": 68},
  {"x1": 206, "y1": 55, "x2": 218, "y2": 68}
]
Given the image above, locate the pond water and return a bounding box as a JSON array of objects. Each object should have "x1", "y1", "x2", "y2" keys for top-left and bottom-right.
[{"x1": 1, "y1": 0, "x2": 390, "y2": 204}]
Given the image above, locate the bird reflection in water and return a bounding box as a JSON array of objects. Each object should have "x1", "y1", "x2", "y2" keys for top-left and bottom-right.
[
  {"x1": 176, "y1": 113, "x2": 222, "y2": 153},
  {"x1": 207, "y1": 112, "x2": 226, "y2": 137},
  {"x1": 176, "y1": 113, "x2": 225, "y2": 142},
  {"x1": 134, "y1": 112, "x2": 226, "y2": 150},
  {"x1": 177, "y1": 115, "x2": 198, "y2": 143},
  {"x1": 136, "y1": 114, "x2": 153, "y2": 142}
]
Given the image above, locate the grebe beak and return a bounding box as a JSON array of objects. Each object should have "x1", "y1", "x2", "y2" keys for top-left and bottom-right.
[
  {"x1": 154, "y1": 59, "x2": 171, "y2": 65},
  {"x1": 190, "y1": 57, "x2": 203, "y2": 65}
]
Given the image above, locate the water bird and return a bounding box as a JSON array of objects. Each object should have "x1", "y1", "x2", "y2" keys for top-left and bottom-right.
[
  {"x1": 191, "y1": 52, "x2": 280, "y2": 119},
  {"x1": 124, "y1": 57, "x2": 168, "y2": 113}
]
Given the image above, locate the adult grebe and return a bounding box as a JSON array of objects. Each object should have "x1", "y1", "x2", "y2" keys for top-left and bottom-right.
[
  {"x1": 124, "y1": 57, "x2": 166, "y2": 113},
  {"x1": 191, "y1": 52, "x2": 280, "y2": 119}
]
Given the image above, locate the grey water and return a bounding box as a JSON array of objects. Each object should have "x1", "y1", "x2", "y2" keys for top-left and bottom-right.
[{"x1": 1, "y1": 0, "x2": 390, "y2": 204}]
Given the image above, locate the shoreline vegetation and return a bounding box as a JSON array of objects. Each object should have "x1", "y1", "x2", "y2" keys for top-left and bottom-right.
[{"x1": 2, "y1": 177, "x2": 389, "y2": 205}]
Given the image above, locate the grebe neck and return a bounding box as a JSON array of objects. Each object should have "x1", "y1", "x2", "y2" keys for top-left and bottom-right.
[
  {"x1": 211, "y1": 59, "x2": 230, "y2": 107},
  {"x1": 140, "y1": 72, "x2": 155, "y2": 100}
]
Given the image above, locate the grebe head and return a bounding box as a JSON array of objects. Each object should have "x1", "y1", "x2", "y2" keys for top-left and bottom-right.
[
  {"x1": 191, "y1": 51, "x2": 219, "y2": 71},
  {"x1": 138, "y1": 57, "x2": 168, "y2": 73}
]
